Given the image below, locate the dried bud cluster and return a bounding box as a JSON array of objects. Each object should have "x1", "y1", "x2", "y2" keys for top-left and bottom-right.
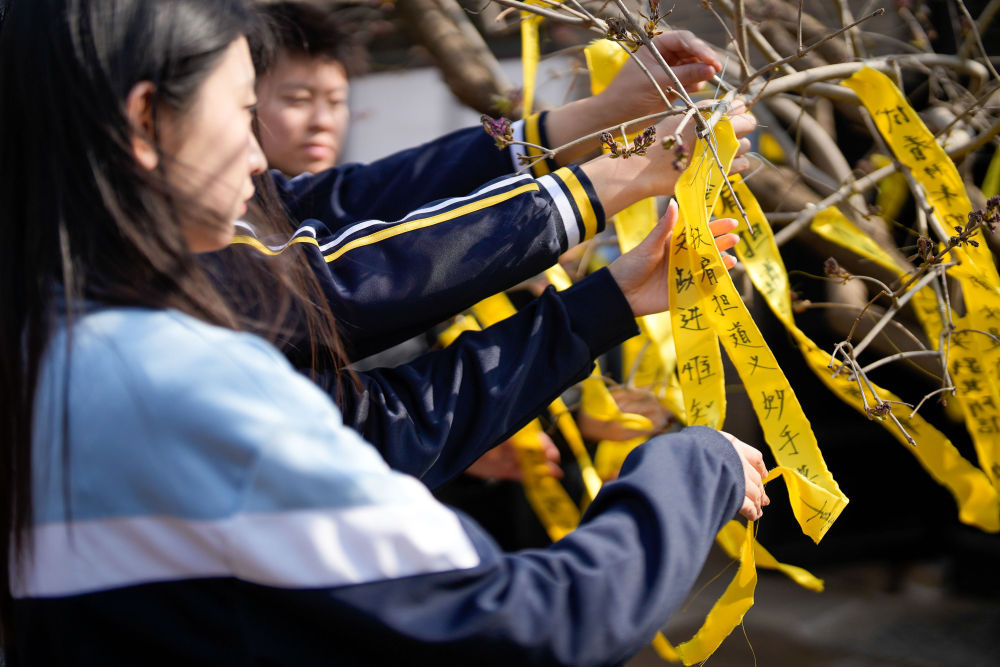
[
  {"x1": 940, "y1": 195, "x2": 1000, "y2": 252},
  {"x1": 604, "y1": 17, "x2": 642, "y2": 52},
  {"x1": 866, "y1": 401, "x2": 892, "y2": 420},
  {"x1": 916, "y1": 235, "x2": 936, "y2": 262},
  {"x1": 604, "y1": 3, "x2": 667, "y2": 51},
  {"x1": 480, "y1": 114, "x2": 513, "y2": 151},
  {"x1": 824, "y1": 257, "x2": 853, "y2": 283},
  {"x1": 633, "y1": 126, "x2": 657, "y2": 155},
  {"x1": 600, "y1": 126, "x2": 657, "y2": 159},
  {"x1": 968, "y1": 195, "x2": 1000, "y2": 234}
]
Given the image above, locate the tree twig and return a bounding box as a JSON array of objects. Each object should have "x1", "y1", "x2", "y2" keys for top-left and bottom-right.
[
  {"x1": 490, "y1": 0, "x2": 593, "y2": 25},
  {"x1": 960, "y1": 0, "x2": 1000, "y2": 58},
  {"x1": 954, "y1": 0, "x2": 1000, "y2": 82},
  {"x1": 851, "y1": 267, "x2": 947, "y2": 358},
  {"x1": 833, "y1": 0, "x2": 866, "y2": 58},
  {"x1": 734, "y1": 0, "x2": 749, "y2": 80},
  {"x1": 739, "y1": 9, "x2": 886, "y2": 94}
]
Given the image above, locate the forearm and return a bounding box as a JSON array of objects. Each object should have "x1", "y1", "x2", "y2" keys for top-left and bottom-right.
[
  {"x1": 241, "y1": 166, "x2": 604, "y2": 360},
  {"x1": 544, "y1": 95, "x2": 662, "y2": 167},
  {"x1": 332, "y1": 269, "x2": 640, "y2": 486},
  {"x1": 543, "y1": 96, "x2": 606, "y2": 166},
  {"x1": 575, "y1": 150, "x2": 660, "y2": 219},
  {"x1": 285, "y1": 427, "x2": 745, "y2": 666}
]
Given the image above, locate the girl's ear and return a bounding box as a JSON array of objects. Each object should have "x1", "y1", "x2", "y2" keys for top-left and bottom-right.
[{"x1": 125, "y1": 81, "x2": 159, "y2": 171}]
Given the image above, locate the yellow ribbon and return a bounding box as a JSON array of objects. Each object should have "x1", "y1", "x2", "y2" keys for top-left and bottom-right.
[
  {"x1": 983, "y1": 144, "x2": 1000, "y2": 198},
  {"x1": 581, "y1": 39, "x2": 690, "y2": 477},
  {"x1": 716, "y1": 519, "x2": 824, "y2": 592},
  {"x1": 870, "y1": 153, "x2": 910, "y2": 224},
  {"x1": 581, "y1": 40, "x2": 825, "y2": 662},
  {"x1": 715, "y1": 178, "x2": 1000, "y2": 532},
  {"x1": 669, "y1": 131, "x2": 733, "y2": 432},
  {"x1": 585, "y1": 38, "x2": 688, "y2": 423},
  {"x1": 843, "y1": 67, "x2": 1000, "y2": 491},
  {"x1": 543, "y1": 262, "x2": 631, "y2": 500},
  {"x1": 675, "y1": 521, "x2": 757, "y2": 664},
  {"x1": 519, "y1": 1, "x2": 561, "y2": 117},
  {"x1": 682, "y1": 132, "x2": 848, "y2": 544}
]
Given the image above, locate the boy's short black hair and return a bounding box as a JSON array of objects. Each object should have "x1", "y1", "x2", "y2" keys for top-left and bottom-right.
[{"x1": 253, "y1": 1, "x2": 366, "y2": 77}]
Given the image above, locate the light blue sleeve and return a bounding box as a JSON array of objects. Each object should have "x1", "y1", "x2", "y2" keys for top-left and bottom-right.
[{"x1": 25, "y1": 308, "x2": 481, "y2": 599}]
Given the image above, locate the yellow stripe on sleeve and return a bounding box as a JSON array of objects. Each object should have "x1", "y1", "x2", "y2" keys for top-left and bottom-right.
[
  {"x1": 323, "y1": 183, "x2": 540, "y2": 263},
  {"x1": 524, "y1": 113, "x2": 551, "y2": 177},
  {"x1": 230, "y1": 234, "x2": 320, "y2": 255},
  {"x1": 554, "y1": 167, "x2": 599, "y2": 241}
]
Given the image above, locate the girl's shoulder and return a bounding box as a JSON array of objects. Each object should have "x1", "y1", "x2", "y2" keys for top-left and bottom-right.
[
  {"x1": 57, "y1": 306, "x2": 337, "y2": 432},
  {"x1": 34, "y1": 306, "x2": 393, "y2": 525}
]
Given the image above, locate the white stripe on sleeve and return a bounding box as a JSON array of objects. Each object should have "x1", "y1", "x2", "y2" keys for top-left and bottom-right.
[
  {"x1": 537, "y1": 173, "x2": 580, "y2": 248},
  {"x1": 14, "y1": 498, "x2": 480, "y2": 598},
  {"x1": 508, "y1": 119, "x2": 528, "y2": 172},
  {"x1": 317, "y1": 173, "x2": 533, "y2": 252}
]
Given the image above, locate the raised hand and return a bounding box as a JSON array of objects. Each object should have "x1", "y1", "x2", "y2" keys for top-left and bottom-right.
[
  {"x1": 607, "y1": 199, "x2": 740, "y2": 318},
  {"x1": 544, "y1": 30, "x2": 723, "y2": 165},
  {"x1": 599, "y1": 30, "x2": 723, "y2": 120}
]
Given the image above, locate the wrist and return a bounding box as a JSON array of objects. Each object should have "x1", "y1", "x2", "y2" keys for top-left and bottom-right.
[
  {"x1": 577, "y1": 152, "x2": 654, "y2": 218},
  {"x1": 546, "y1": 95, "x2": 612, "y2": 166}
]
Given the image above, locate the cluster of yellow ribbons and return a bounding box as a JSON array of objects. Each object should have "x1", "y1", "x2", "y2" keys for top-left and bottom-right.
[
  {"x1": 517, "y1": 22, "x2": 996, "y2": 665},
  {"x1": 841, "y1": 67, "x2": 1000, "y2": 493},
  {"x1": 719, "y1": 184, "x2": 1000, "y2": 533},
  {"x1": 581, "y1": 38, "x2": 835, "y2": 664},
  {"x1": 807, "y1": 212, "x2": 1000, "y2": 525}
]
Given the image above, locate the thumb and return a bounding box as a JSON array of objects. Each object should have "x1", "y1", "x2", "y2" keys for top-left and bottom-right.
[
  {"x1": 654, "y1": 198, "x2": 679, "y2": 248},
  {"x1": 631, "y1": 198, "x2": 676, "y2": 256}
]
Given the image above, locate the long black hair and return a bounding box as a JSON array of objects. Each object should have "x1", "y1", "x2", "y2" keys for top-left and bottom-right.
[{"x1": 0, "y1": 0, "x2": 347, "y2": 640}]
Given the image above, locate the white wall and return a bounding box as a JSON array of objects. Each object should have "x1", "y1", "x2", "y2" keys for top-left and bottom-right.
[{"x1": 340, "y1": 56, "x2": 584, "y2": 165}]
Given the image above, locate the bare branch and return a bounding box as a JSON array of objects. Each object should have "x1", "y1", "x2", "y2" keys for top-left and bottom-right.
[
  {"x1": 738, "y1": 9, "x2": 886, "y2": 94},
  {"x1": 746, "y1": 55, "x2": 990, "y2": 101},
  {"x1": 796, "y1": 0, "x2": 803, "y2": 52},
  {"x1": 909, "y1": 387, "x2": 956, "y2": 420},
  {"x1": 714, "y1": 0, "x2": 798, "y2": 77},
  {"x1": 489, "y1": 0, "x2": 595, "y2": 26},
  {"x1": 734, "y1": 0, "x2": 749, "y2": 80},
  {"x1": 954, "y1": 0, "x2": 1000, "y2": 82},
  {"x1": 851, "y1": 267, "x2": 949, "y2": 359},
  {"x1": 860, "y1": 349, "x2": 940, "y2": 375},
  {"x1": 960, "y1": 0, "x2": 1000, "y2": 59},
  {"x1": 833, "y1": 0, "x2": 866, "y2": 58}
]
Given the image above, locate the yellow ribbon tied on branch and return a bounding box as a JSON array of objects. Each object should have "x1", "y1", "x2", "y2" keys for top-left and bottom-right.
[
  {"x1": 676, "y1": 125, "x2": 849, "y2": 544},
  {"x1": 715, "y1": 178, "x2": 1000, "y2": 533},
  {"x1": 843, "y1": 67, "x2": 1000, "y2": 492}
]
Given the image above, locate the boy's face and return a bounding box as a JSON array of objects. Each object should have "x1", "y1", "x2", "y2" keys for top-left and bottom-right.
[{"x1": 256, "y1": 54, "x2": 350, "y2": 176}]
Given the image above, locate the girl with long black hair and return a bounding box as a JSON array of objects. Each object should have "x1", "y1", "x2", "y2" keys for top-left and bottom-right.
[{"x1": 1, "y1": 1, "x2": 766, "y2": 664}]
